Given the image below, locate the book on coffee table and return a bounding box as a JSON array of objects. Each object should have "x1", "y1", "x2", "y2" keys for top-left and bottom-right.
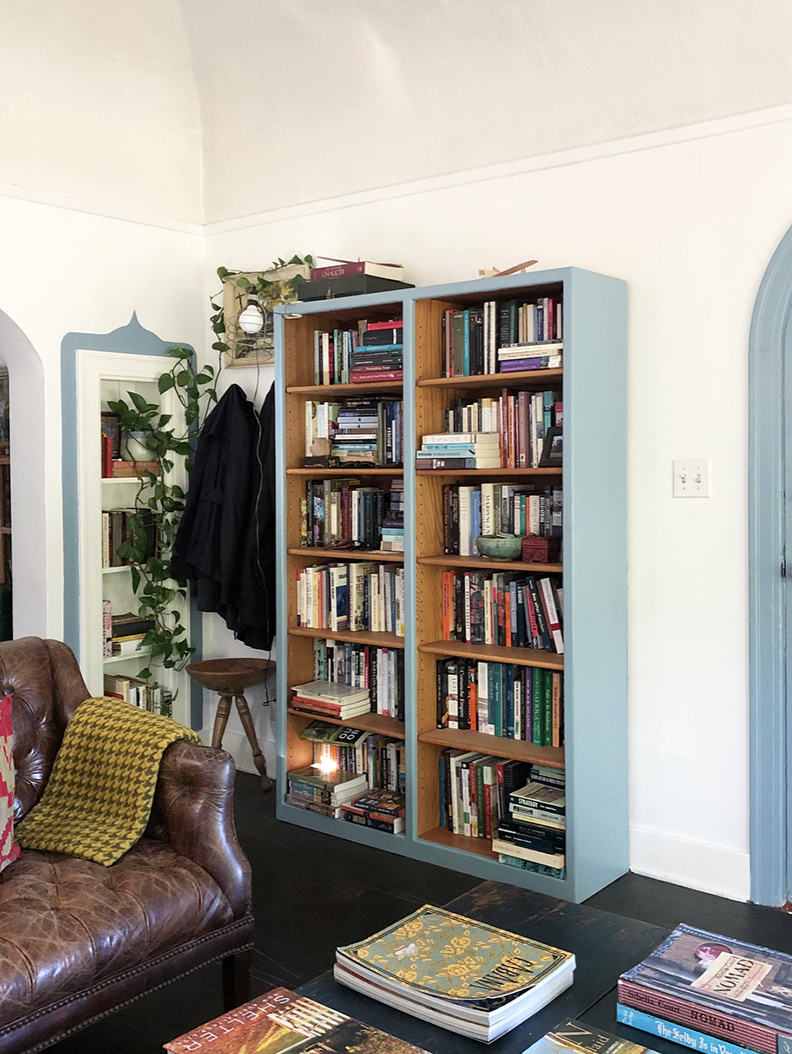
[
  {"x1": 335, "y1": 903, "x2": 575, "y2": 1042},
  {"x1": 163, "y1": 986, "x2": 432, "y2": 1054},
  {"x1": 524, "y1": 1018, "x2": 661, "y2": 1054}
]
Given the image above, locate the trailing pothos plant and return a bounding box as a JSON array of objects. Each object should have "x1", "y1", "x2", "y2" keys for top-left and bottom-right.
[
  {"x1": 107, "y1": 346, "x2": 218, "y2": 680},
  {"x1": 209, "y1": 256, "x2": 314, "y2": 362}
]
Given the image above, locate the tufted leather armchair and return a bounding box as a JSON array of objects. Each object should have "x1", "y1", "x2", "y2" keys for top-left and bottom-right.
[{"x1": 0, "y1": 637, "x2": 255, "y2": 1054}]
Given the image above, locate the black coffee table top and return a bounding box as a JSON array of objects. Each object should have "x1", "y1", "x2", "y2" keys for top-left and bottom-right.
[{"x1": 297, "y1": 880, "x2": 670, "y2": 1054}]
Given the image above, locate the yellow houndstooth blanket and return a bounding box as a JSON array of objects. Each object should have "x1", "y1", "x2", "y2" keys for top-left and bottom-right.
[{"x1": 16, "y1": 696, "x2": 201, "y2": 866}]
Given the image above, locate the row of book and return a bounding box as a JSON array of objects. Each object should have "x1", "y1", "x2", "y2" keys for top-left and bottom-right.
[
  {"x1": 441, "y1": 297, "x2": 563, "y2": 377},
  {"x1": 441, "y1": 569, "x2": 564, "y2": 652},
  {"x1": 298, "y1": 719, "x2": 405, "y2": 783},
  {"x1": 313, "y1": 318, "x2": 403, "y2": 385},
  {"x1": 100, "y1": 508, "x2": 155, "y2": 568},
  {"x1": 299, "y1": 478, "x2": 403, "y2": 551},
  {"x1": 436, "y1": 657, "x2": 563, "y2": 745},
  {"x1": 443, "y1": 482, "x2": 562, "y2": 556},
  {"x1": 304, "y1": 398, "x2": 403, "y2": 466},
  {"x1": 103, "y1": 673, "x2": 173, "y2": 717},
  {"x1": 416, "y1": 389, "x2": 561, "y2": 470},
  {"x1": 313, "y1": 638, "x2": 404, "y2": 720},
  {"x1": 444, "y1": 390, "x2": 562, "y2": 439},
  {"x1": 495, "y1": 771, "x2": 566, "y2": 874},
  {"x1": 296, "y1": 562, "x2": 405, "y2": 636}
]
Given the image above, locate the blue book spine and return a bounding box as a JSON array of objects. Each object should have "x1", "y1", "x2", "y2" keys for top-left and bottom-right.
[
  {"x1": 470, "y1": 489, "x2": 481, "y2": 556},
  {"x1": 615, "y1": 1006, "x2": 761, "y2": 1054}
]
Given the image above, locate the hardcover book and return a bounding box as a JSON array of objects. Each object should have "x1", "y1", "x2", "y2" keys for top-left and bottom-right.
[
  {"x1": 164, "y1": 986, "x2": 431, "y2": 1054},
  {"x1": 620, "y1": 924, "x2": 792, "y2": 1053}
]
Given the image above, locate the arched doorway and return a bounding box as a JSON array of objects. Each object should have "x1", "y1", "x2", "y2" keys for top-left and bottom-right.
[{"x1": 0, "y1": 311, "x2": 47, "y2": 638}]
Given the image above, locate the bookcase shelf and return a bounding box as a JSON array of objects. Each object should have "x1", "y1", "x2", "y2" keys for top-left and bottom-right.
[
  {"x1": 418, "y1": 369, "x2": 563, "y2": 390},
  {"x1": 417, "y1": 727, "x2": 564, "y2": 767},
  {"x1": 417, "y1": 639, "x2": 564, "y2": 670},
  {"x1": 289, "y1": 626, "x2": 405, "y2": 649},
  {"x1": 275, "y1": 267, "x2": 628, "y2": 902},
  {"x1": 288, "y1": 548, "x2": 404, "y2": 563},
  {"x1": 287, "y1": 708, "x2": 405, "y2": 739},
  {"x1": 417, "y1": 554, "x2": 562, "y2": 573}
]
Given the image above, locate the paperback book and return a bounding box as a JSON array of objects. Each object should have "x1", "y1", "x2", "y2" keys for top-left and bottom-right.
[
  {"x1": 523, "y1": 1018, "x2": 661, "y2": 1054},
  {"x1": 335, "y1": 903, "x2": 575, "y2": 1042}
]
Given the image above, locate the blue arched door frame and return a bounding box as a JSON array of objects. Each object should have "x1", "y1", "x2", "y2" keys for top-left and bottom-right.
[{"x1": 749, "y1": 224, "x2": 792, "y2": 906}]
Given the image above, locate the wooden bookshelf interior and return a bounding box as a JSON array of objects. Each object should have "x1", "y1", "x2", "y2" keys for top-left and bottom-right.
[{"x1": 276, "y1": 269, "x2": 628, "y2": 902}]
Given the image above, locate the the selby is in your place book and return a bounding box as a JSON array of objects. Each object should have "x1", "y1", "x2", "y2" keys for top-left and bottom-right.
[
  {"x1": 335, "y1": 903, "x2": 575, "y2": 1043},
  {"x1": 163, "y1": 986, "x2": 431, "y2": 1054}
]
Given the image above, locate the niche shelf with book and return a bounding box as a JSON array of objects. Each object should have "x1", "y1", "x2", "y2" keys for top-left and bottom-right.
[{"x1": 275, "y1": 269, "x2": 627, "y2": 901}]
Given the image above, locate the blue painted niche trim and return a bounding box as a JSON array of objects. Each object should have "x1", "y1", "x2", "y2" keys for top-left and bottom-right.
[
  {"x1": 60, "y1": 314, "x2": 203, "y2": 729},
  {"x1": 749, "y1": 226, "x2": 792, "y2": 906}
]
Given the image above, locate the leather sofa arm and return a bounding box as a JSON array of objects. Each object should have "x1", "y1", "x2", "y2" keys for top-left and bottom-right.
[{"x1": 152, "y1": 740, "x2": 252, "y2": 921}]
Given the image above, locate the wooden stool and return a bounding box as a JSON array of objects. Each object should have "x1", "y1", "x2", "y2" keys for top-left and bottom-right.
[{"x1": 186, "y1": 657, "x2": 275, "y2": 791}]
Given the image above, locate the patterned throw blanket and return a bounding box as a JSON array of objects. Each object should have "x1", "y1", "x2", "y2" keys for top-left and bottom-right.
[{"x1": 16, "y1": 696, "x2": 201, "y2": 866}]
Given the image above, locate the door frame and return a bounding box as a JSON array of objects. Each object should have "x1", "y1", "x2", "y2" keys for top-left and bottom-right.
[{"x1": 749, "y1": 223, "x2": 792, "y2": 906}]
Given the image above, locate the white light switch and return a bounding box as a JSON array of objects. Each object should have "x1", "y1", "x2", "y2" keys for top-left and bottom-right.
[{"x1": 673, "y1": 459, "x2": 710, "y2": 497}]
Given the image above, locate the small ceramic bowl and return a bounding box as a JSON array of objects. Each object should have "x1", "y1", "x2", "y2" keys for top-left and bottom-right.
[{"x1": 475, "y1": 534, "x2": 524, "y2": 560}]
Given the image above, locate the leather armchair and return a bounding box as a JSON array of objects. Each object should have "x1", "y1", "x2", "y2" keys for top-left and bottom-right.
[{"x1": 0, "y1": 637, "x2": 255, "y2": 1054}]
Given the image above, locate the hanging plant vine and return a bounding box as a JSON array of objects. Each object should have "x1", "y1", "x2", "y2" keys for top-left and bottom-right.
[{"x1": 107, "y1": 347, "x2": 218, "y2": 680}]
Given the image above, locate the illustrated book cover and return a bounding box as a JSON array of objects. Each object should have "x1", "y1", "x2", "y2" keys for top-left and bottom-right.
[
  {"x1": 164, "y1": 985, "x2": 431, "y2": 1054},
  {"x1": 523, "y1": 1019, "x2": 661, "y2": 1054}
]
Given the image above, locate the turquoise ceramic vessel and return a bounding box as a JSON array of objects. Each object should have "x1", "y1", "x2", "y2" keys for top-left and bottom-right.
[{"x1": 475, "y1": 534, "x2": 524, "y2": 560}]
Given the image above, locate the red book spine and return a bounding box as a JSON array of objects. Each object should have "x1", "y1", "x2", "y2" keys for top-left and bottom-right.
[
  {"x1": 367, "y1": 319, "x2": 404, "y2": 330},
  {"x1": 102, "y1": 435, "x2": 113, "y2": 477},
  {"x1": 310, "y1": 262, "x2": 366, "y2": 280},
  {"x1": 483, "y1": 781, "x2": 493, "y2": 838},
  {"x1": 617, "y1": 980, "x2": 782, "y2": 1054}
]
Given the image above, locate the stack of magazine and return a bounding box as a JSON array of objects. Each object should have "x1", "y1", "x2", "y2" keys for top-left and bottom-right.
[
  {"x1": 617, "y1": 923, "x2": 792, "y2": 1054},
  {"x1": 334, "y1": 903, "x2": 575, "y2": 1042}
]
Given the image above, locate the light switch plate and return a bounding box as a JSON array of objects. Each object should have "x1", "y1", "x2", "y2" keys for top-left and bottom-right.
[{"x1": 673, "y1": 459, "x2": 710, "y2": 497}]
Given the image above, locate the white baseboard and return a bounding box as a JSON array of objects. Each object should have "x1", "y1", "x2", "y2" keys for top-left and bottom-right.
[
  {"x1": 200, "y1": 728, "x2": 277, "y2": 780},
  {"x1": 630, "y1": 825, "x2": 750, "y2": 901}
]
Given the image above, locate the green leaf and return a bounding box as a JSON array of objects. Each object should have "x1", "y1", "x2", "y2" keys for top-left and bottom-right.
[
  {"x1": 138, "y1": 667, "x2": 151, "y2": 681},
  {"x1": 130, "y1": 565, "x2": 140, "y2": 592},
  {"x1": 158, "y1": 374, "x2": 175, "y2": 394},
  {"x1": 128, "y1": 391, "x2": 148, "y2": 413},
  {"x1": 176, "y1": 370, "x2": 191, "y2": 386}
]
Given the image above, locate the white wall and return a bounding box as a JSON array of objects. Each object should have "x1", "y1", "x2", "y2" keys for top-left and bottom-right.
[
  {"x1": 182, "y1": 0, "x2": 792, "y2": 223},
  {"x1": 0, "y1": 0, "x2": 202, "y2": 222},
  {"x1": 204, "y1": 111, "x2": 792, "y2": 900},
  {"x1": 0, "y1": 195, "x2": 204, "y2": 639}
]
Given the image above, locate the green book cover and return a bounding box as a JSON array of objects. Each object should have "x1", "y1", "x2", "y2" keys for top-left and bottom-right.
[
  {"x1": 338, "y1": 904, "x2": 572, "y2": 1007},
  {"x1": 533, "y1": 668, "x2": 543, "y2": 747},
  {"x1": 543, "y1": 668, "x2": 553, "y2": 747}
]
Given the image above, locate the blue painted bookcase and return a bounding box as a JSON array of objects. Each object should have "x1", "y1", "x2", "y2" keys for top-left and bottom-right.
[{"x1": 274, "y1": 268, "x2": 628, "y2": 903}]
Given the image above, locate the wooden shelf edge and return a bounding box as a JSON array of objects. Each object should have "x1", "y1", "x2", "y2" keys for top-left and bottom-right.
[
  {"x1": 415, "y1": 467, "x2": 561, "y2": 477},
  {"x1": 418, "y1": 727, "x2": 564, "y2": 767},
  {"x1": 417, "y1": 554, "x2": 562, "y2": 573},
  {"x1": 419, "y1": 826, "x2": 498, "y2": 859},
  {"x1": 289, "y1": 626, "x2": 405, "y2": 649},
  {"x1": 418, "y1": 369, "x2": 563, "y2": 389},
  {"x1": 418, "y1": 639, "x2": 563, "y2": 670},
  {"x1": 287, "y1": 708, "x2": 405, "y2": 739},
  {"x1": 287, "y1": 381, "x2": 403, "y2": 396},
  {"x1": 288, "y1": 548, "x2": 404, "y2": 563},
  {"x1": 287, "y1": 467, "x2": 404, "y2": 476}
]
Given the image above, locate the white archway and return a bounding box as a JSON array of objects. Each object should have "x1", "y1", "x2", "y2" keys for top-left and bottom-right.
[{"x1": 0, "y1": 310, "x2": 48, "y2": 637}]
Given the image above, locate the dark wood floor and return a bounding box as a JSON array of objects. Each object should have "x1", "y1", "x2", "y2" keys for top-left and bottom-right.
[{"x1": 47, "y1": 772, "x2": 792, "y2": 1054}]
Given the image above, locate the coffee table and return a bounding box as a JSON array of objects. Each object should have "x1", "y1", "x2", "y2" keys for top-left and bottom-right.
[{"x1": 297, "y1": 880, "x2": 671, "y2": 1054}]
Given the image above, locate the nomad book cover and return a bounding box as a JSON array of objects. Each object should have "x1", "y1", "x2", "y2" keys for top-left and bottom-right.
[
  {"x1": 164, "y1": 986, "x2": 431, "y2": 1054},
  {"x1": 621, "y1": 924, "x2": 792, "y2": 1035},
  {"x1": 337, "y1": 903, "x2": 574, "y2": 1009}
]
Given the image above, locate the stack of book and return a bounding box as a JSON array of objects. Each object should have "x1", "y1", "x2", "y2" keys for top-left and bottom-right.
[
  {"x1": 441, "y1": 296, "x2": 563, "y2": 377},
  {"x1": 103, "y1": 673, "x2": 172, "y2": 717},
  {"x1": 617, "y1": 925, "x2": 792, "y2": 1054},
  {"x1": 165, "y1": 986, "x2": 432, "y2": 1054},
  {"x1": 436, "y1": 657, "x2": 563, "y2": 745},
  {"x1": 299, "y1": 260, "x2": 413, "y2": 302},
  {"x1": 416, "y1": 432, "x2": 501, "y2": 470},
  {"x1": 290, "y1": 680, "x2": 372, "y2": 720},
  {"x1": 313, "y1": 638, "x2": 405, "y2": 720},
  {"x1": 350, "y1": 319, "x2": 404, "y2": 382},
  {"x1": 297, "y1": 720, "x2": 405, "y2": 796},
  {"x1": 499, "y1": 340, "x2": 563, "y2": 373},
  {"x1": 443, "y1": 481, "x2": 562, "y2": 555},
  {"x1": 493, "y1": 773, "x2": 566, "y2": 875},
  {"x1": 331, "y1": 397, "x2": 403, "y2": 467},
  {"x1": 285, "y1": 764, "x2": 368, "y2": 818},
  {"x1": 341, "y1": 788, "x2": 406, "y2": 834},
  {"x1": 441, "y1": 569, "x2": 564, "y2": 652},
  {"x1": 334, "y1": 903, "x2": 575, "y2": 1041},
  {"x1": 300, "y1": 478, "x2": 403, "y2": 550},
  {"x1": 297, "y1": 562, "x2": 405, "y2": 637},
  {"x1": 103, "y1": 606, "x2": 155, "y2": 659}
]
